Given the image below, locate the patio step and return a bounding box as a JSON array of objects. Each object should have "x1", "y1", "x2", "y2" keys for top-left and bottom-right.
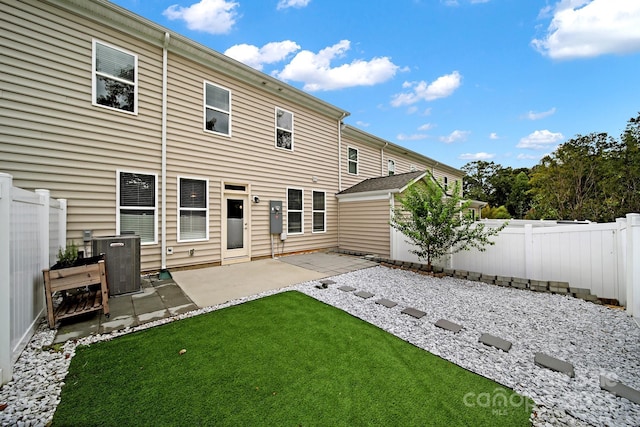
[
  {"x1": 375, "y1": 298, "x2": 398, "y2": 308},
  {"x1": 534, "y1": 352, "x2": 575, "y2": 378},
  {"x1": 401, "y1": 307, "x2": 426, "y2": 319},
  {"x1": 600, "y1": 376, "x2": 640, "y2": 405},
  {"x1": 434, "y1": 319, "x2": 462, "y2": 333},
  {"x1": 354, "y1": 291, "x2": 375, "y2": 299},
  {"x1": 479, "y1": 333, "x2": 512, "y2": 352}
]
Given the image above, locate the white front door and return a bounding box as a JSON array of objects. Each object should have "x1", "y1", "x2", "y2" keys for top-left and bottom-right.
[{"x1": 222, "y1": 190, "x2": 250, "y2": 263}]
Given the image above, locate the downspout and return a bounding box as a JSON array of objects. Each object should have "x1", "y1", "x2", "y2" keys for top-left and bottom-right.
[
  {"x1": 337, "y1": 113, "x2": 347, "y2": 251},
  {"x1": 381, "y1": 142, "x2": 388, "y2": 175},
  {"x1": 161, "y1": 32, "x2": 170, "y2": 269},
  {"x1": 338, "y1": 113, "x2": 347, "y2": 192}
]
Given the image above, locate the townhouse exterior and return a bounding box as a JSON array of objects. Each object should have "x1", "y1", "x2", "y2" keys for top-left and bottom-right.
[{"x1": 0, "y1": 0, "x2": 465, "y2": 272}]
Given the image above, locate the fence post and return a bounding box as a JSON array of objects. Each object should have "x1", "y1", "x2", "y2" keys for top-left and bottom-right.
[
  {"x1": 627, "y1": 213, "x2": 640, "y2": 317},
  {"x1": 616, "y1": 217, "x2": 627, "y2": 307},
  {"x1": 0, "y1": 173, "x2": 13, "y2": 384},
  {"x1": 524, "y1": 224, "x2": 534, "y2": 279},
  {"x1": 35, "y1": 190, "x2": 51, "y2": 275}
]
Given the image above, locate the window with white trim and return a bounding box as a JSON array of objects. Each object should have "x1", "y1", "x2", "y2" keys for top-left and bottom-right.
[
  {"x1": 204, "y1": 81, "x2": 231, "y2": 136},
  {"x1": 118, "y1": 171, "x2": 157, "y2": 244},
  {"x1": 348, "y1": 147, "x2": 358, "y2": 174},
  {"x1": 287, "y1": 188, "x2": 303, "y2": 234},
  {"x1": 388, "y1": 159, "x2": 395, "y2": 176},
  {"x1": 276, "y1": 108, "x2": 294, "y2": 150},
  {"x1": 178, "y1": 177, "x2": 208, "y2": 242},
  {"x1": 93, "y1": 40, "x2": 137, "y2": 113},
  {"x1": 312, "y1": 191, "x2": 326, "y2": 233}
]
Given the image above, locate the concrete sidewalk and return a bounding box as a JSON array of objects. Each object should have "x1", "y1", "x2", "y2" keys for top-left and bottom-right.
[{"x1": 172, "y1": 252, "x2": 377, "y2": 308}]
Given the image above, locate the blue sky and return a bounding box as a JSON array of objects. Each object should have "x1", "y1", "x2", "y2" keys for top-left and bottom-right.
[{"x1": 111, "y1": 0, "x2": 640, "y2": 170}]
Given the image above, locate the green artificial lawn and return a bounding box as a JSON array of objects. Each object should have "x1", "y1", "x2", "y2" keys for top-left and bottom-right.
[{"x1": 53, "y1": 291, "x2": 532, "y2": 426}]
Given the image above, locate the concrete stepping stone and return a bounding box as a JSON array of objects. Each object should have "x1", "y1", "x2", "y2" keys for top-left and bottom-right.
[
  {"x1": 534, "y1": 352, "x2": 575, "y2": 378},
  {"x1": 375, "y1": 298, "x2": 397, "y2": 308},
  {"x1": 435, "y1": 319, "x2": 462, "y2": 333},
  {"x1": 338, "y1": 286, "x2": 356, "y2": 292},
  {"x1": 320, "y1": 279, "x2": 336, "y2": 285},
  {"x1": 600, "y1": 376, "x2": 640, "y2": 405},
  {"x1": 354, "y1": 291, "x2": 375, "y2": 299},
  {"x1": 401, "y1": 307, "x2": 426, "y2": 319},
  {"x1": 479, "y1": 333, "x2": 512, "y2": 352}
]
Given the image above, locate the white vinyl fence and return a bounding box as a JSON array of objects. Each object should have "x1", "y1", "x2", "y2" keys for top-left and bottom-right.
[
  {"x1": 392, "y1": 214, "x2": 640, "y2": 317},
  {"x1": 0, "y1": 173, "x2": 66, "y2": 385}
]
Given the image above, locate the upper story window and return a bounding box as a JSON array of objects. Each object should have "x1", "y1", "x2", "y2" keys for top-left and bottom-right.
[
  {"x1": 204, "y1": 81, "x2": 231, "y2": 136},
  {"x1": 388, "y1": 159, "x2": 395, "y2": 176},
  {"x1": 178, "y1": 177, "x2": 208, "y2": 242},
  {"x1": 444, "y1": 176, "x2": 449, "y2": 193},
  {"x1": 276, "y1": 108, "x2": 294, "y2": 150},
  {"x1": 117, "y1": 171, "x2": 157, "y2": 244},
  {"x1": 287, "y1": 188, "x2": 303, "y2": 234},
  {"x1": 93, "y1": 40, "x2": 137, "y2": 114},
  {"x1": 348, "y1": 147, "x2": 358, "y2": 175}
]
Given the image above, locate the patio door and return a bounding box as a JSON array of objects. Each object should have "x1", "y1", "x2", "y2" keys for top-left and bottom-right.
[{"x1": 222, "y1": 184, "x2": 250, "y2": 264}]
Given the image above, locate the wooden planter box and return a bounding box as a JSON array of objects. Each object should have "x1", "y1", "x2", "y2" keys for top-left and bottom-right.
[{"x1": 43, "y1": 259, "x2": 110, "y2": 329}]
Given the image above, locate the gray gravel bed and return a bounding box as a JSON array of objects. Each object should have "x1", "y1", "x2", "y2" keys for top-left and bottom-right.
[{"x1": 1, "y1": 265, "x2": 639, "y2": 426}]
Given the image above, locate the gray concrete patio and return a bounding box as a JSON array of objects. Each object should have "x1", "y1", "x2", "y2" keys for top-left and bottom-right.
[{"x1": 52, "y1": 251, "x2": 378, "y2": 343}]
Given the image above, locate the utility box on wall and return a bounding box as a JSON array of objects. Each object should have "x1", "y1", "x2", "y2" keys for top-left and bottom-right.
[
  {"x1": 92, "y1": 235, "x2": 141, "y2": 296},
  {"x1": 270, "y1": 201, "x2": 283, "y2": 234}
]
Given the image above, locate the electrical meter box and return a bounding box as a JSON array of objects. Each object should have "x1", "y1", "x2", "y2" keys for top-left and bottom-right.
[{"x1": 270, "y1": 201, "x2": 283, "y2": 234}]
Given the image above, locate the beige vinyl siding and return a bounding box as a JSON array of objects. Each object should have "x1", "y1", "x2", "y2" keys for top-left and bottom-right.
[
  {"x1": 0, "y1": 0, "x2": 163, "y2": 269},
  {"x1": 341, "y1": 136, "x2": 383, "y2": 189},
  {"x1": 163, "y1": 53, "x2": 340, "y2": 268},
  {"x1": 338, "y1": 199, "x2": 390, "y2": 257}
]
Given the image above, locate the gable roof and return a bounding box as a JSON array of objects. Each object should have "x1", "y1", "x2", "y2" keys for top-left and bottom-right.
[{"x1": 337, "y1": 170, "x2": 426, "y2": 196}]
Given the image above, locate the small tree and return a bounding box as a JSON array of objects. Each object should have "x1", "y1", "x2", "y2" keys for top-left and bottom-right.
[{"x1": 390, "y1": 178, "x2": 506, "y2": 271}]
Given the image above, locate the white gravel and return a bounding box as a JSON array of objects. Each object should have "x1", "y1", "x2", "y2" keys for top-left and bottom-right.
[{"x1": 2, "y1": 265, "x2": 639, "y2": 426}]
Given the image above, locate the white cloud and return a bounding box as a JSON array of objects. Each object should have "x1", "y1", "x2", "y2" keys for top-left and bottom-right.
[
  {"x1": 273, "y1": 40, "x2": 399, "y2": 91},
  {"x1": 459, "y1": 152, "x2": 495, "y2": 160},
  {"x1": 355, "y1": 120, "x2": 370, "y2": 127},
  {"x1": 418, "y1": 123, "x2": 435, "y2": 131},
  {"x1": 225, "y1": 41, "x2": 300, "y2": 70},
  {"x1": 397, "y1": 133, "x2": 428, "y2": 141},
  {"x1": 517, "y1": 153, "x2": 544, "y2": 161},
  {"x1": 391, "y1": 71, "x2": 462, "y2": 107},
  {"x1": 163, "y1": 0, "x2": 239, "y2": 34},
  {"x1": 277, "y1": 0, "x2": 310, "y2": 9},
  {"x1": 443, "y1": 0, "x2": 490, "y2": 5},
  {"x1": 523, "y1": 107, "x2": 557, "y2": 120},
  {"x1": 517, "y1": 129, "x2": 564, "y2": 149},
  {"x1": 439, "y1": 130, "x2": 470, "y2": 144},
  {"x1": 532, "y1": 0, "x2": 640, "y2": 59},
  {"x1": 489, "y1": 132, "x2": 499, "y2": 139}
]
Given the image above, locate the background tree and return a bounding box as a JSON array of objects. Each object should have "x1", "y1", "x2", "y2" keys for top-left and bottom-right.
[
  {"x1": 481, "y1": 204, "x2": 511, "y2": 219},
  {"x1": 506, "y1": 171, "x2": 532, "y2": 219},
  {"x1": 390, "y1": 178, "x2": 506, "y2": 271},
  {"x1": 461, "y1": 161, "x2": 498, "y2": 202},
  {"x1": 528, "y1": 132, "x2": 615, "y2": 221}
]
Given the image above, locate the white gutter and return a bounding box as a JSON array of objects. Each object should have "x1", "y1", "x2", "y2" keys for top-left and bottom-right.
[{"x1": 161, "y1": 32, "x2": 169, "y2": 269}]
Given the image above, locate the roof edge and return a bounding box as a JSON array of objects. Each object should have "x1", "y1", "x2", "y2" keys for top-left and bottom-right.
[{"x1": 46, "y1": 0, "x2": 350, "y2": 120}]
